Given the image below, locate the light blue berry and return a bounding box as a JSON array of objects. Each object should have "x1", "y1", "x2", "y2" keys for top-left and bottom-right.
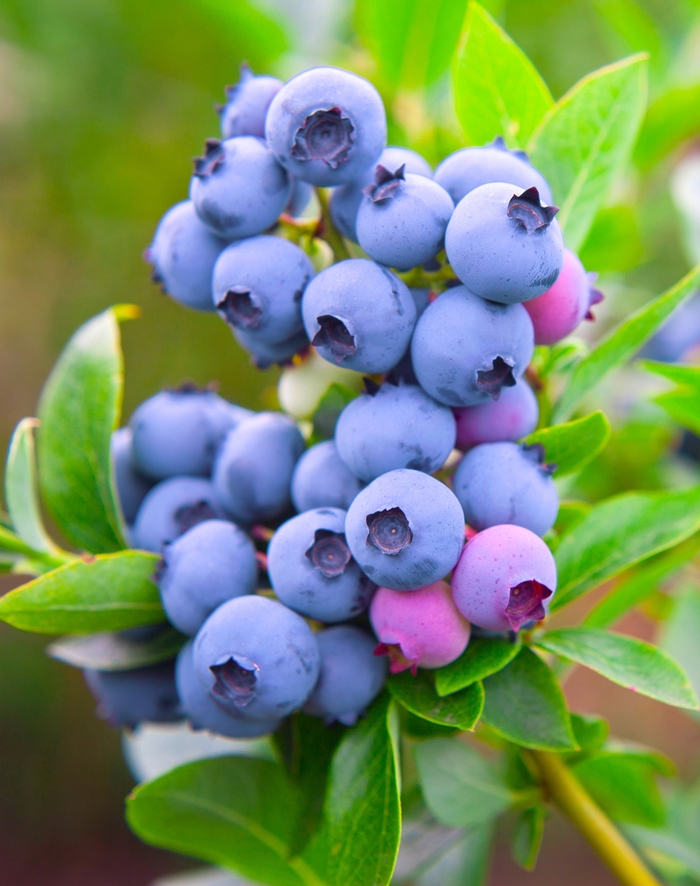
[
  {"x1": 291, "y1": 440, "x2": 364, "y2": 512},
  {"x1": 132, "y1": 476, "x2": 223, "y2": 553},
  {"x1": 219, "y1": 64, "x2": 282, "y2": 139},
  {"x1": 111, "y1": 428, "x2": 153, "y2": 525}
]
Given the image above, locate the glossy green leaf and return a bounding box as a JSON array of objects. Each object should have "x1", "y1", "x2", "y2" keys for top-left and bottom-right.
[
  {"x1": 574, "y1": 749, "x2": 673, "y2": 827},
  {"x1": 388, "y1": 669, "x2": 484, "y2": 729},
  {"x1": 553, "y1": 264, "x2": 700, "y2": 421},
  {"x1": 0, "y1": 551, "x2": 164, "y2": 634},
  {"x1": 127, "y1": 755, "x2": 319, "y2": 886},
  {"x1": 534, "y1": 627, "x2": 699, "y2": 710},
  {"x1": 552, "y1": 486, "x2": 700, "y2": 611},
  {"x1": 568, "y1": 713, "x2": 609, "y2": 761},
  {"x1": 37, "y1": 305, "x2": 136, "y2": 553},
  {"x1": 579, "y1": 205, "x2": 644, "y2": 274},
  {"x1": 355, "y1": 0, "x2": 468, "y2": 93},
  {"x1": 47, "y1": 625, "x2": 185, "y2": 670},
  {"x1": 416, "y1": 826, "x2": 494, "y2": 886},
  {"x1": 641, "y1": 361, "x2": 700, "y2": 387},
  {"x1": 660, "y1": 588, "x2": 700, "y2": 713},
  {"x1": 0, "y1": 525, "x2": 55, "y2": 561},
  {"x1": 452, "y1": 2, "x2": 553, "y2": 148},
  {"x1": 5, "y1": 418, "x2": 58, "y2": 555},
  {"x1": 528, "y1": 54, "x2": 648, "y2": 251},
  {"x1": 511, "y1": 805, "x2": 546, "y2": 870},
  {"x1": 435, "y1": 637, "x2": 521, "y2": 697},
  {"x1": 524, "y1": 411, "x2": 610, "y2": 476},
  {"x1": 635, "y1": 82, "x2": 700, "y2": 171},
  {"x1": 414, "y1": 738, "x2": 514, "y2": 828},
  {"x1": 305, "y1": 696, "x2": 400, "y2": 886},
  {"x1": 481, "y1": 647, "x2": 577, "y2": 751}
]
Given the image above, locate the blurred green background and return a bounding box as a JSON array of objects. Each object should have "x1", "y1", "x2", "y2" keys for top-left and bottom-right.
[{"x1": 1, "y1": 0, "x2": 700, "y2": 882}]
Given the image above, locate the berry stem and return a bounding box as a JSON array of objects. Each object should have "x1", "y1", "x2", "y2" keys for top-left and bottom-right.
[
  {"x1": 526, "y1": 750, "x2": 662, "y2": 886},
  {"x1": 315, "y1": 187, "x2": 351, "y2": 262}
]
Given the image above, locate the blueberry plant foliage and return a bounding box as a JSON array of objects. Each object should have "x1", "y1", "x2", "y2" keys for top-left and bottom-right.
[{"x1": 2, "y1": 4, "x2": 700, "y2": 886}]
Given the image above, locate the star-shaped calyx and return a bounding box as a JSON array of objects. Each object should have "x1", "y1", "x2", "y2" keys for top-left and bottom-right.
[
  {"x1": 366, "y1": 507, "x2": 413, "y2": 555},
  {"x1": 305, "y1": 529, "x2": 352, "y2": 578},
  {"x1": 362, "y1": 165, "x2": 406, "y2": 203},
  {"x1": 291, "y1": 107, "x2": 355, "y2": 169},
  {"x1": 210, "y1": 655, "x2": 259, "y2": 708},
  {"x1": 476, "y1": 356, "x2": 516, "y2": 400},
  {"x1": 505, "y1": 580, "x2": 552, "y2": 630},
  {"x1": 193, "y1": 139, "x2": 226, "y2": 178},
  {"x1": 312, "y1": 315, "x2": 357, "y2": 360},
  {"x1": 507, "y1": 187, "x2": 559, "y2": 233},
  {"x1": 216, "y1": 288, "x2": 263, "y2": 330}
]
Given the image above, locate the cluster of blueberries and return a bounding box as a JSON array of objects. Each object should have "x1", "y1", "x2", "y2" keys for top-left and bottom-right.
[{"x1": 84, "y1": 63, "x2": 603, "y2": 738}]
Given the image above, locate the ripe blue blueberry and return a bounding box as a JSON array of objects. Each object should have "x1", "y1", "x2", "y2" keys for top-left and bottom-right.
[
  {"x1": 335, "y1": 380, "x2": 456, "y2": 481},
  {"x1": 345, "y1": 469, "x2": 465, "y2": 591},
  {"x1": 193, "y1": 594, "x2": 320, "y2": 721},
  {"x1": 330, "y1": 146, "x2": 432, "y2": 242},
  {"x1": 132, "y1": 476, "x2": 223, "y2": 553},
  {"x1": 156, "y1": 519, "x2": 258, "y2": 636},
  {"x1": 212, "y1": 235, "x2": 315, "y2": 353},
  {"x1": 130, "y1": 386, "x2": 248, "y2": 481},
  {"x1": 434, "y1": 138, "x2": 553, "y2": 206},
  {"x1": 291, "y1": 440, "x2": 364, "y2": 512},
  {"x1": 84, "y1": 660, "x2": 181, "y2": 728},
  {"x1": 176, "y1": 641, "x2": 281, "y2": 738},
  {"x1": 356, "y1": 165, "x2": 453, "y2": 270},
  {"x1": 145, "y1": 200, "x2": 229, "y2": 312},
  {"x1": 303, "y1": 626, "x2": 387, "y2": 725},
  {"x1": 218, "y1": 64, "x2": 282, "y2": 139},
  {"x1": 213, "y1": 412, "x2": 305, "y2": 523},
  {"x1": 445, "y1": 183, "x2": 564, "y2": 305},
  {"x1": 302, "y1": 259, "x2": 417, "y2": 374},
  {"x1": 232, "y1": 326, "x2": 310, "y2": 369},
  {"x1": 267, "y1": 507, "x2": 375, "y2": 623},
  {"x1": 453, "y1": 442, "x2": 559, "y2": 536},
  {"x1": 111, "y1": 428, "x2": 153, "y2": 525},
  {"x1": 410, "y1": 286, "x2": 535, "y2": 407},
  {"x1": 190, "y1": 136, "x2": 291, "y2": 239},
  {"x1": 265, "y1": 66, "x2": 386, "y2": 187},
  {"x1": 454, "y1": 381, "x2": 538, "y2": 450},
  {"x1": 285, "y1": 177, "x2": 313, "y2": 218}
]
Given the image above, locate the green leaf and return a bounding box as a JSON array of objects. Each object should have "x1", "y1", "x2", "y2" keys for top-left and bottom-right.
[
  {"x1": 552, "y1": 486, "x2": 700, "y2": 611},
  {"x1": 414, "y1": 738, "x2": 515, "y2": 828},
  {"x1": 641, "y1": 361, "x2": 700, "y2": 387},
  {"x1": 305, "y1": 696, "x2": 401, "y2": 886},
  {"x1": 553, "y1": 264, "x2": 700, "y2": 422},
  {"x1": 310, "y1": 383, "x2": 358, "y2": 442},
  {"x1": 524, "y1": 411, "x2": 610, "y2": 476},
  {"x1": 0, "y1": 524, "x2": 54, "y2": 561},
  {"x1": 528, "y1": 54, "x2": 648, "y2": 251},
  {"x1": 481, "y1": 647, "x2": 577, "y2": 751},
  {"x1": 452, "y1": 2, "x2": 553, "y2": 148},
  {"x1": 46, "y1": 625, "x2": 185, "y2": 670},
  {"x1": 355, "y1": 0, "x2": 469, "y2": 93},
  {"x1": 568, "y1": 713, "x2": 609, "y2": 760},
  {"x1": 435, "y1": 637, "x2": 521, "y2": 697},
  {"x1": 574, "y1": 749, "x2": 673, "y2": 827},
  {"x1": 37, "y1": 305, "x2": 137, "y2": 553},
  {"x1": 5, "y1": 418, "x2": 59, "y2": 555},
  {"x1": 579, "y1": 205, "x2": 644, "y2": 274},
  {"x1": 660, "y1": 588, "x2": 700, "y2": 714},
  {"x1": 635, "y1": 82, "x2": 700, "y2": 171},
  {"x1": 627, "y1": 825, "x2": 700, "y2": 881},
  {"x1": 0, "y1": 551, "x2": 164, "y2": 634},
  {"x1": 388, "y1": 669, "x2": 484, "y2": 729},
  {"x1": 534, "y1": 627, "x2": 699, "y2": 710},
  {"x1": 511, "y1": 804, "x2": 546, "y2": 870},
  {"x1": 127, "y1": 755, "x2": 320, "y2": 886},
  {"x1": 641, "y1": 360, "x2": 700, "y2": 435},
  {"x1": 416, "y1": 826, "x2": 494, "y2": 886}
]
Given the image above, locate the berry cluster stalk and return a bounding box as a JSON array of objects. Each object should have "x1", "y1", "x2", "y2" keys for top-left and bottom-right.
[{"x1": 315, "y1": 187, "x2": 351, "y2": 262}]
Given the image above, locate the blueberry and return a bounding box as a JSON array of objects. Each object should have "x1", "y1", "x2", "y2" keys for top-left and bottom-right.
[
  {"x1": 524, "y1": 248, "x2": 604, "y2": 345},
  {"x1": 356, "y1": 165, "x2": 453, "y2": 270},
  {"x1": 451, "y1": 524, "x2": 557, "y2": 632},
  {"x1": 111, "y1": 428, "x2": 153, "y2": 525},
  {"x1": 132, "y1": 476, "x2": 223, "y2": 553},
  {"x1": 145, "y1": 201, "x2": 229, "y2": 312},
  {"x1": 265, "y1": 66, "x2": 386, "y2": 187},
  {"x1": 445, "y1": 183, "x2": 564, "y2": 305},
  {"x1": 434, "y1": 137, "x2": 553, "y2": 206},
  {"x1": 267, "y1": 507, "x2": 375, "y2": 623},
  {"x1": 190, "y1": 136, "x2": 291, "y2": 239},
  {"x1": 218, "y1": 64, "x2": 283, "y2": 139},
  {"x1": 410, "y1": 285, "x2": 535, "y2": 407},
  {"x1": 335, "y1": 381, "x2": 456, "y2": 481},
  {"x1": 345, "y1": 469, "x2": 464, "y2": 591},
  {"x1": 454, "y1": 381, "x2": 538, "y2": 451},
  {"x1": 84, "y1": 660, "x2": 182, "y2": 728},
  {"x1": 212, "y1": 235, "x2": 315, "y2": 353},
  {"x1": 330, "y1": 146, "x2": 432, "y2": 242},
  {"x1": 176, "y1": 641, "x2": 281, "y2": 738},
  {"x1": 285, "y1": 177, "x2": 314, "y2": 218},
  {"x1": 453, "y1": 442, "x2": 559, "y2": 536},
  {"x1": 193, "y1": 595, "x2": 320, "y2": 721},
  {"x1": 213, "y1": 412, "x2": 305, "y2": 523},
  {"x1": 130, "y1": 386, "x2": 248, "y2": 481},
  {"x1": 233, "y1": 326, "x2": 310, "y2": 369},
  {"x1": 303, "y1": 626, "x2": 387, "y2": 725},
  {"x1": 302, "y1": 259, "x2": 417, "y2": 374},
  {"x1": 291, "y1": 440, "x2": 364, "y2": 512},
  {"x1": 156, "y1": 519, "x2": 258, "y2": 635},
  {"x1": 370, "y1": 580, "x2": 471, "y2": 673}
]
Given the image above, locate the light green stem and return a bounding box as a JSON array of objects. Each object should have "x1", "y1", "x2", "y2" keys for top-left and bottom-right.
[{"x1": 315, "y1": 188, "x2": 351, "y2": 261}]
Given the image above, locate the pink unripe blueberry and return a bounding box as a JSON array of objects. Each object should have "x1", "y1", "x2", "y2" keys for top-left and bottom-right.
[
  {"x1": 453, "y1": 382, "x2": 538, "y2": 451},
  {"x1": 451, "y1": 525, "x2": 556, "y2": 632},
  {"x1": 370, "y1": 580, "x2": 471, "y2": 674},
  {"x1": 524, "y1": 249, "x2": 604, "y2": 345}
]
